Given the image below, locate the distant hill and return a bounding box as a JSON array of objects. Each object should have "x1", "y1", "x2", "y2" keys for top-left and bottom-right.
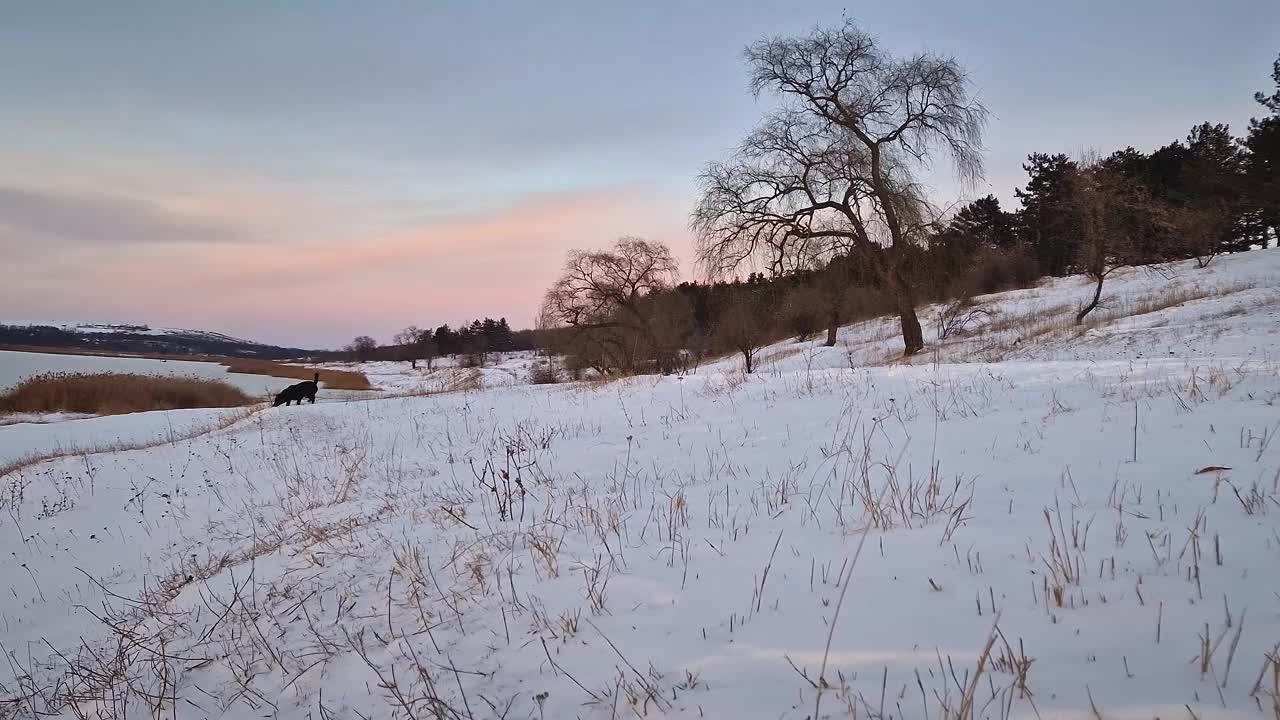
[{"x1": 0, "y1": 322, "x2": 330, "y2": 360}]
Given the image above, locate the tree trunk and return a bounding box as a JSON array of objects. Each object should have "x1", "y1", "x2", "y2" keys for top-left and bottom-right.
[
  {"x1": 898, "y1": 304, "x2": 924, "y2": 356},
  {"x1": 866, "y1": 147, "x2": 923, "y2": 357},
  {"x1": 824, "y1": 309, "x2": 838, "y2": 347},
  {"x1": 742, "y1": 348, "x2": 754, "y2": 374},
  {"x1": 889, "y1": 266, "x2": 924, "y2": 355},
  {"x1": 1075, "y1": 274, "x2": 1105, "y2": 325}
]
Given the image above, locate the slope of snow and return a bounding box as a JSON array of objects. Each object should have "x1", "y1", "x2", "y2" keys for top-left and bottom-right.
[
  {"x1": 2, "y1": 251, "x2": 1279, "y2": 720},
  {"x1": 738, "y1": 250, "x2": 1280, "y2": 377}
]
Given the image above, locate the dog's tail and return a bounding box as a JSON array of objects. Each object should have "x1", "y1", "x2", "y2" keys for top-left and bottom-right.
[{"x1": 313, "y1": 372, "x2": 320, "y2": 383}]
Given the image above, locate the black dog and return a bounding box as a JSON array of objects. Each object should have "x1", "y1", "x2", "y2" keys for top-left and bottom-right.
[{"x1": 272, "y1": 372, "x2": 320, "y2": 407}]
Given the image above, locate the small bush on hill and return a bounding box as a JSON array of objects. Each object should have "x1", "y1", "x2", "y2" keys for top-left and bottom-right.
[
  {"x1": 962, "y1": 249, "x2": 1042, "y2": 297},
  {"x1": 527, "y1": 363, "x2": 561, "y2": 385}
]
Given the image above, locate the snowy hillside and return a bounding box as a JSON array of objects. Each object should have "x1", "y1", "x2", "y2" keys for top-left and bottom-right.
[
  {"x1": 0, "y1": 322, "x2": 257, "y2": 345},
  {"x1": 2, "y1": 251, "x2": 1280, "y2": 720},
  {"x1": 0, "y1": 322, "x2": 314, "y2": 360},
  {"x1": 739, "y1": 250, "x2": 1280, "y2": 375}
]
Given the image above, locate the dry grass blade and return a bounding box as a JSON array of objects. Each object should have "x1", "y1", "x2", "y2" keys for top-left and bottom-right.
[{"x1": 813, "y1": 466, "x2": 898, "y2": 719}]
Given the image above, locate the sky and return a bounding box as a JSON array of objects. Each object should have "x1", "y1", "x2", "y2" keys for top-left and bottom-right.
[{"x1": 1, "y1": 1, "x2": 1276, "y2": 348}]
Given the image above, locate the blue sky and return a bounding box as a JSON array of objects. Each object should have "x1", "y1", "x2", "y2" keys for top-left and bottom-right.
[{"x1": 2, "y1": 1, "x2": 1276, "y2": 347}]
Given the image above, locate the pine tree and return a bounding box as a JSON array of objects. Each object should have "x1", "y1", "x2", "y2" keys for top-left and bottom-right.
[
  {"x1": 1100, "y1": 147, "x2": 1150, "y2": 182},
  {"x1": 951, "y1": 195, "x2": 1017, "y2": 251},
  {"x1": 1182, "y1": 123, "x2": 1250, "y2": 254},
  {"x1": 1145, "y1": 141, "x2": 1189, "y2": 200},
  {"x1": 468, "y1": 319, "x2": 489, "y2": 365},
  {"x1": 1015, "y1": 153, "x2": 1078, "y2": 276},
  {"x1": 433, "y1": 324, "x2": 458, "y2": 356},
  {"x1": 1255, "y1": 54, "x2": 1280, "y2": 115},
  {"x1": 496, "y1": 318, "x2": 515, "y2": 351},
  {"x1": 1245, "y1": 54, "x2": 1280, "y2": 247}
]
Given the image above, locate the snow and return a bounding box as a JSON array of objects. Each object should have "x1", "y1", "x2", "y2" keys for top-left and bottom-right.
[
  {"x1": 2, "y1": 250, "x2": 1280, "y2": 719},
  {"x1": 0, "y1": 407, "x2": 246, "y2": 471},
  {"x1": 0, "y1": 413, "x2": 94, "y2": 428},
  {"x1": 324, "y1": 351, "x2": 544, "y2": 393}
]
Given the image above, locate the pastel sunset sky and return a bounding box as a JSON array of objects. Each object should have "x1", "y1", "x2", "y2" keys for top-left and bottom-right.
[{"x1": 2, "y1": 1, "x2": 1275, "y2": 348}]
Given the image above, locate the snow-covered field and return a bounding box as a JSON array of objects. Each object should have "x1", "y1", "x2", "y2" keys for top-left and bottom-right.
[
  {"x1": 323, "y1": 352, "x2": 543, "y2": 395},
  {"x1": 0, "y1": 407, "x2": 249, "y2": 474},
  {"x1": 2, "y1": 252, "x2": 1280, "y2": 720}
]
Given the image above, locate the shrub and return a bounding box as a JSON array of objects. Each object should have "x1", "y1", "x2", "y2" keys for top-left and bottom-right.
[
  {"x1": 528, "y1": 363, "x2": 561, "y2": 385},
  {"x1": 715, "y1": 293, "x2": 773, "y2": 374},
  {"x1": 782, "y1": 287, "x2": 824, "y2": 341},
  {"x1": 962, "y1": 249, "x2": 1041, "y2": 296},
  {"x1": 0, "y1": 373, "x2": 254, "y2": 416}
]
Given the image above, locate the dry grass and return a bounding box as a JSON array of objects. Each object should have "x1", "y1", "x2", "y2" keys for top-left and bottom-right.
[
  {"x1": 0, "y1": 372, "x2": 253, "y2": 416},
  {"x1": 756, "y1": 345, "x2": 806, "y2": 369},
  {"x1": 382, "y1": 368, "x2": 484, "y2": 398},
  {"x1": 220, "y1": 359, "x2": 372, "y2": 390}
]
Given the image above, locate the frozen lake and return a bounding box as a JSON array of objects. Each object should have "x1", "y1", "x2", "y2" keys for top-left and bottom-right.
[{"x1": 0, "y1": 350, "x2": 298, "y2": 397}]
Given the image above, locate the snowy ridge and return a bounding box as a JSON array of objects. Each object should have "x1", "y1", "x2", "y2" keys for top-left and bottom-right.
[
  {"x1": 0, "y1": 320, "x2": 313, "y2": 360},
  {"x1": 0, "y1": 321, "x2": 260, "y2": 346}
]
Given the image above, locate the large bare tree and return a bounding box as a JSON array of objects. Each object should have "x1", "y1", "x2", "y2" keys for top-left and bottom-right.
[
  {"x1": 540, "y1": 237, "x2": 680, "y2": 374},
  {"x1": 692, "y1": 20, "x2": 987, "y2": 355}
]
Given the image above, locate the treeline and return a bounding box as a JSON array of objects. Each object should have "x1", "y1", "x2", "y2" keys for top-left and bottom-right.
[
  {"x1": 536, "y1": 37, "x2": 1279, "y2": 377},
  {"x1": 1011, "y1": 119, "x2": 1274, "y2": 275},
  {"x1": 342, "y1": 317, "x2": 537, "y2": 368},
  {"x1": 537, "y1": 234, "x2": 1037, "y2": 376}
]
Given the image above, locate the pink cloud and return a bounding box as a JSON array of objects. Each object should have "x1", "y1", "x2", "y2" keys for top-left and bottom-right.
[{"x1": 10, "y1": 186, "x2": 695, "y2": 347}]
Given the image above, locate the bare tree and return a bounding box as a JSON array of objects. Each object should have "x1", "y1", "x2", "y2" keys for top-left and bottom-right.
[
  {"x1": 815, "y1": 267, "x2": 856, "y2": 346},
  {"x1": 393, "y1": 325, "x2": 436, "y2": 370},
  {"x1": 346, "y1": 335, "x2": 378, "y2": 362},
  {"x1": 693, "y1": 20, "x2": 987, "y2": 355},
  {"x1": 540, "y1": 237, "x2": 679, "y2": 374},
  {"x1": 1069, "y1": 164, "x2": 1168, "y2": 324},
  {"x1": 716, "y1": 293, "x2": 772, "y2": 374},
  {"x1": 1172, "y1": 201, "x2": 1232, "y2": 269}
]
